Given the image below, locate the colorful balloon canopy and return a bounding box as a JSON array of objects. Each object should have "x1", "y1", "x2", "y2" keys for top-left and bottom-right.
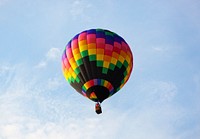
[{"x1": 62, "y1": 29, "x2": 133, "y2": 103}]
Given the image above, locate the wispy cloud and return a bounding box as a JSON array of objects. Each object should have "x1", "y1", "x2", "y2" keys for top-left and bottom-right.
[
  {"x1": 35, "y1": 48, "x2": 61, "y2": 69},
  {"x1": 70, "y1": 0, "x2": 92, "y2": 21},
  {"x1": 0, "y1": 63, "x2": 199, "y2": 139},
  {"x1": 46, "y1": 48, "x2": 61, "y2": 61},
  {"x1": 0, "y1": 0, "x2": 8, "y2": 6},
  {"x1": 0, "y1": 63, "x2": 120, "y2": 139},
  {"x1": 137, "y1": 80, "x2": 178, "y2": 105},
  {"x1": 0, "y1": 65, "x2": 11, "y2": 74},
  {"x1": 152, "y1": 46, "x2": 168, "y2": 53},
  {"x1": 0, "y1": 112, "x2": 123, "y2": 139},
  {"x1": 0, "y1": 61, "x2": 181, "y2": 139}
]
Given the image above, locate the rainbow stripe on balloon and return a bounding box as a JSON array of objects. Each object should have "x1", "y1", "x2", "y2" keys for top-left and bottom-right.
[{"x1": 82, "y1": 79, "x2": 114, "y2": 101}]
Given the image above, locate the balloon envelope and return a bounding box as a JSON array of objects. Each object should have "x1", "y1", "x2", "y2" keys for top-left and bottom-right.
[{"x1": 62, "y1": 29, "x2": 133, "y2": 102}]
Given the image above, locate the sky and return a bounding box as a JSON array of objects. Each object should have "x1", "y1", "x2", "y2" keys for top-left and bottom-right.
[{"x1": 0, "y1": 0, "x2": 200, "y2": 139}]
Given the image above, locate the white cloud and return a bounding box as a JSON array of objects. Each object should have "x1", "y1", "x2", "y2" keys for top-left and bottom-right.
[
  {"x1": 139, "y1": 80, "x2": 178, "y2": 103},
  {"x1": 0, "y1": 65, "x2": 22, "y2": 93},
  {"x1": 152, "y1": 46, "x2": 168, "y2": 52},
  {"x1": 70, "y1": 0, "x2": 84, "y2": 16},
  {"x1": 35, "y1": 61, "x2": 47, "y2": 69},
  {"x1": 0, "y1": 0, "x2": 9, "y2": 6},
  {"x1": 0, "y1": 64, "x2": 15, "y2": 79},
  {"x1": 46, "y1": 48, "x2": 61, "y2": 61},
  {"x1": 0, "y1": 114, "x2": 120, "y2": 139},
  {"x1": 0, "y1": 63, "x2": 199, "y2": 139},
  {"x1": 0, "y1": 65, "x2": 11, "y2": 73},
  {"x1": 35, "y1": 47, "x2": 61, "y2": 69},
  {"x1": 46, "y1": 77, "x2": 64, "y2": 91},
  {"x1": 70, "y1": 0, "x2": 92, "y2": 21}
]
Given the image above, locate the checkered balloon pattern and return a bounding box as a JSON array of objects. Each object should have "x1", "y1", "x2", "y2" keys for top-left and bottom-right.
[{"x1": 62, "y1": 29, "x2": 133, "y2": 102}]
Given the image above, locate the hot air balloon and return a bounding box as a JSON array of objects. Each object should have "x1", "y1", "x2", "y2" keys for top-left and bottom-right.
[{"x1": 62, "y1": 29, "x2": 133, "y2": 114}]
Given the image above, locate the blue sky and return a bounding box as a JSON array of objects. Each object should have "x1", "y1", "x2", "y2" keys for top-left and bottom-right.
[{"x1": 0, "y1": 0, "x2": 200, "y2": 138}]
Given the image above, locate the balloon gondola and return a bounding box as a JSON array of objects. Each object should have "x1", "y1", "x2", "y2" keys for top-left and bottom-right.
[{"x1": 62, "y1": 29, "x2": 133, "y2": 114}]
